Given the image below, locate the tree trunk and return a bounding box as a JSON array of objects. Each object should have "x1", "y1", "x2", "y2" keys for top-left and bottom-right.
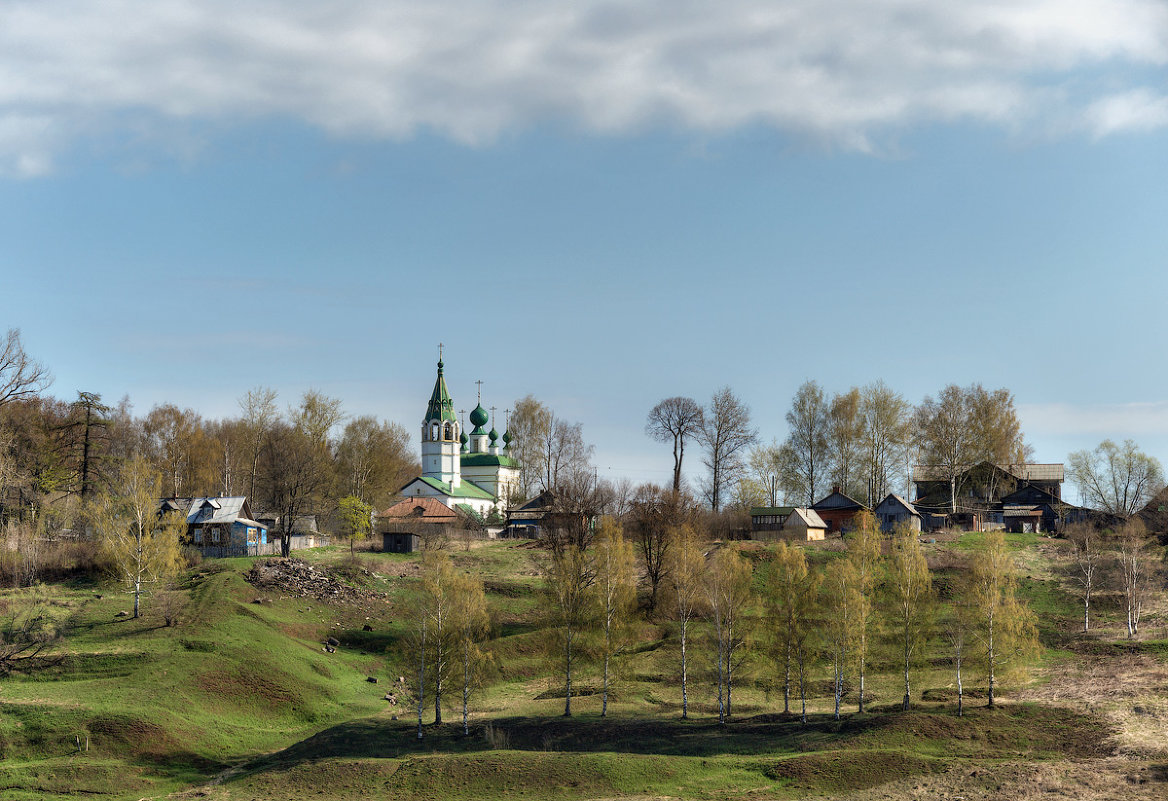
[
  {"x1": 462, "y1": 643, "x2": 470, "y2": 736},
  {"x1": 602, "y1": 622, "x2": 611, "y2": 717},
  {"x1": 902, "y1": 634, "x2": 911, "y2": 711},
  {"x1": 783, "y1": 642, "x2": 791, "y2": 714},
  {"x1": 281, "y1": 532, "x2": 291, "y2": 558},
  {"x1": 417, "y1": 619, "x2": 426, "y2": 740},
  {"x1": 563, "y1": 632, "x2": 573, "y2": 717},
  {"x1": 716, "y1": 639, "x2": 725, "y2": 724},
  {"x1": 680, "y1": 622, "x2": 689, "y2": 719},
  {"x1": 858, "y1": 659, "x2": 866, "y2": 714},
  {"x1": 956, "y1": 658, "x2": 963, "y2": 717}
]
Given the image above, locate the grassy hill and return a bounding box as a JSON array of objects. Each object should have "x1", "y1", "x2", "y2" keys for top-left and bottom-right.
[{"x1": 0, "y1": 533, "x2": 1166, "y2": 800}]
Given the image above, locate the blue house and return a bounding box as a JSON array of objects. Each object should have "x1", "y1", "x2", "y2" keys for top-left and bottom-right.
[{"x1": 161, "y1": 496, "x2": 268, "y2": 550}]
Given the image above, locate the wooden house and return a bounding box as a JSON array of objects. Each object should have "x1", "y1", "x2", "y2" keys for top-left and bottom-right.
[
  {"x1": 875, "y1": 494, "x2": 922, "y2": 533},
  {"x1": 750, "y1": 506, "x2": 794, "y2": 534},
  {"x1": 811, "y1": 487, "x2": 869, "y2": 533},
  {"x1": 912, "y1": 462, "x2": 1064, "y2": 530},
  {"x1": 504, "y1": 490, "x2": 592, "y2": 540},
  {"x1": 378, "y1": 497, "x2": 474, "y2": 552},
  {"x1": 162, "y1": 496, "x2": 268, "y2": 551}
]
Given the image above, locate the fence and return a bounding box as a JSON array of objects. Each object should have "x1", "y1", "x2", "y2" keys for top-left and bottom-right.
[{"x1": 196, "y1": 535, "x2": 330, "y2": 559}]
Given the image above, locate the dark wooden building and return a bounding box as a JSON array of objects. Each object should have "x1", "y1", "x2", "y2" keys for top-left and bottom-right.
[{"x1": 811, "y1": 487, "x2": 869, "y2": 533}]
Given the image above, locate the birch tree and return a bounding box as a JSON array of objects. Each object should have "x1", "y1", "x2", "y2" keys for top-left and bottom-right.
[
  {"x1": 782, "y1": 381, "x2": 830, "y2": 507},
  {"x1": 542, "y1": 543, "x2": 599, "y2": 717},
  {"x1": 594, "y1": 518, "x2": 637, "y2": 717},
  {"x1": 845, "y1": 509, "x2": 882, "y2": 713},
  {"x1": 1066, "y1": 523, "x2": 1102, "y2": 632},
  {"x1": 453, "y1": 571, "x2": 490, "y2": 735},
  {"x1": 884, "y1": 524, "x2": 935, "y2": 711},
  {"x1": 820, "y1": 559, "x2": 860, "y2": 720},
  {"x1": 666, "y1": 524, "x2": 706, "y2": 719},
  {"x1": 705, "y1": 545, "x2": 753, "y2": 722},
  {"x1": 968, "y1": 530, "x2": 1038, "y2": 707},
  {"x1": 96, "y1": 455, "x2": 185, "y2": 619},
  {"x1": 1116, "y1": 519, "x2": 1156, "y2": 639},
  {"x1": 764, "y1": 540, "x2": 819, "y2": 722}
]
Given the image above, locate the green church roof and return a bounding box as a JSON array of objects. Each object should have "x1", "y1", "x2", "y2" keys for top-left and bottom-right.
[
  {"x1": 425, "y1": 361, "x2": 457, "y2": 423},
  {"x1": 460, "y1": 453, "x2": 520, "y2": 469},
  {"x1": 412, "y1": 476, "x2": 496, "y2": 501}
]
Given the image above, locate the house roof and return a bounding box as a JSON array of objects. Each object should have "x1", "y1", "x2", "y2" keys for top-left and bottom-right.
[
  {"x1": 750, "y1": 506, "x2": 795, "y2": 517},
  {"x1": 812, "y1": 490, "x2": 869, "y2": 511},
  {"x1": 401, "y1": 476, "x2": 497, "y2": 501},
  {"x1": 163, "y1": 496, "x2": 252, "y2": 526},
  {"x1": 786, "y1": 508, "x2": 827, "y2": 529},
  {"x1": 379, "y1": 497, "x2": 461, "y2": 521},
  {"x1": 912, "y1": 462, "x2": 1064, "y2": 483},
  {"x1": 877, "y1": 494, "x2": 921, "y2": 517}
]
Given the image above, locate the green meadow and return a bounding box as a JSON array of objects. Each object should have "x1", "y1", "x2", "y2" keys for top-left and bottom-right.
[{"x1": 0, "y1": 534, "x2": 1162, "y2": 800}]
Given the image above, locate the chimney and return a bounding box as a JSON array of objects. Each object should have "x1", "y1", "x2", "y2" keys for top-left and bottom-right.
[{"x1": 832, "y1": 485, "x2": 841, "y2": 495}]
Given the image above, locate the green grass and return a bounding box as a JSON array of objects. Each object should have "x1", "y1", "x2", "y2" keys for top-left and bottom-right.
[{"x1": 0, "y1": 536, "x2": 1141, "y2": 799}]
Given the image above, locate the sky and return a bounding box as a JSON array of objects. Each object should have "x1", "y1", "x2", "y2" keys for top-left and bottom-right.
[{"x1": 2, "y1": 0, "x2": 1168, "y2": 498}]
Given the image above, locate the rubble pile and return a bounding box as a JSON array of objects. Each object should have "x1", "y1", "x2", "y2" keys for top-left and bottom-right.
[{"x1": 245, "y1": 559, "x2": 369, "y2": 602}]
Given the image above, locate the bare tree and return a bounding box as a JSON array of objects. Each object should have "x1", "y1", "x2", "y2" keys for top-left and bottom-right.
[
  {"x1": 260, "y1": 422, "x2": 330, "y2": 557},
  {"x1": 1066, "y1": 523, "x2": 1102, "y2": 631},
  {"x1": 508, "y1": 395, "x2": 553, "y2": 499},
  {"x1": 646, "y1": 397, "x2": 704, "y2": 494},
  {"x1": 782, "y1": 381, "x2": 829, "y2": 506},
  {"x1": 1115, "y1": 519, "x2": 1156, "y2": 639},
  {"x1": 1068, "y1": 439, "x2": 1164, "y2": 518},
  {"x1": 0, "y1": 329, "x2": 52, "y2": 409},
  {"x1": 239, "y1": 386, "x2": 279, "y2": 501},
  {"x1": 826, "y1": 388, "x2": 865, "y2": 499},
  {"x1": 700, "y1": 387, "x2": 757, "y2": 512},
  {"x1": 859, "y1": 381, "x2": 911, "y2": 506},
  {"x1": 628, "y1": 485, "x2": 698, "y2": 611},
  {"x1": 336, "y1": 416, "x2": 416, "y2": 509}
]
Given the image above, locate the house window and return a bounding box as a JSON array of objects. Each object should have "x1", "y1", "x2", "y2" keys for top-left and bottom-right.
[
  {"x1": 194, "y1": 527, "x2": 203, "y2": 544},
  {"x1": 212, "y1": 528, "x2": 221, "y2": 544}
]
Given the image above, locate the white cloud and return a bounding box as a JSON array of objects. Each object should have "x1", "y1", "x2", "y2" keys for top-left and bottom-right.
[
  {"x1": 1, "y1": 0, "x2": 1167, "y2": 172},
  {"x1": 1020, "y1": 401, "x2": 1168, "y2": 439}
]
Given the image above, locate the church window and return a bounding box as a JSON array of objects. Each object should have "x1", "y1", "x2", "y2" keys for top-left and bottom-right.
[
  {"x1": 431, "y1": 423, "x2": 439, "y2": 441},
  {"x1": 444, "y1": 423, "x2": 452, "y2": 440}
]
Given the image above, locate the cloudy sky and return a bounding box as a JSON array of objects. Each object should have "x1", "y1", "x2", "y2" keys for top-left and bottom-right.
[{"x1": 3, "y1": 0, "x2": 1168, "y2": 497}]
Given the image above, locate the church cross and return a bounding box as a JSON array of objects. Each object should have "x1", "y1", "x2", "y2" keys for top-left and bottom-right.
[
  {"x1": 438, "y1": 342, "x2": 443, "y2": 361},
  {"x1": 475, "y1": 380, "x2": 483, "y2": 403}
]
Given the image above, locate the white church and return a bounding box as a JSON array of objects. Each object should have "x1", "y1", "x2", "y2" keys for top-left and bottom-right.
[{"x1": 397, "y1": 355, "x2": 521, "y2": 521}]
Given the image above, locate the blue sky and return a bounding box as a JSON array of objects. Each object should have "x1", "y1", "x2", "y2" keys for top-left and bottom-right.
[{"x1": 2, "y1": 1, "x2": 1168, "y2": 496}]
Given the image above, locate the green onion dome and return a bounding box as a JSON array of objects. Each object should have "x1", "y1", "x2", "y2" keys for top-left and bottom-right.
[{"x1": 469, "y1": 404, "x2": 489, "y2": 428}]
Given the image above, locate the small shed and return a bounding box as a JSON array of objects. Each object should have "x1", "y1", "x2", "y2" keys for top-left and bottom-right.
[
  {"x1": 875, "y1": 494, "x2": 922, "y2": 532},
  {"x1": 782, "y1": 508, "x2": 828, "y2": 541}
]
